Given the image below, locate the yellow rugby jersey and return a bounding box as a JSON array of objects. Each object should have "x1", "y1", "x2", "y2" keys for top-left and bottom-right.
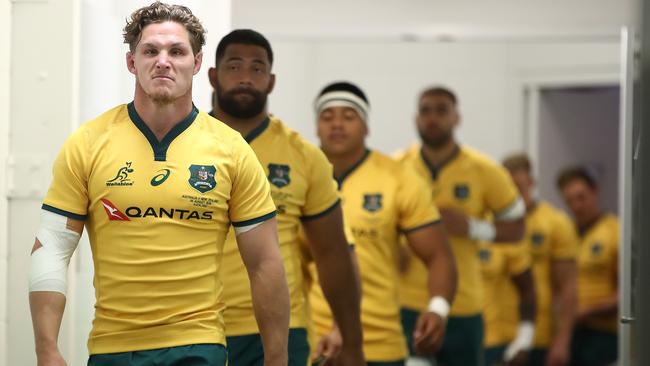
[
  {"x1": 309, "y1": 150, "x2": 441, "y2": 361},
  {"x1": 42, "y1": 103, "x2": 276, "y2": 355},
  {"x1": 397, "y1": 144, "x2": 520, "y2": 316},
  {"x1": 220, "y1": 116, "x2": 340, "y2": 335},
  {"x1": 524, "y1": 201, "x2": 578, "y2": 347},
  {"x1": 479, "y1": 242, "x2": 531, "y2": 347},
  {"x1": 577, "y1": 214, "x2": 619, "y2": 333}
]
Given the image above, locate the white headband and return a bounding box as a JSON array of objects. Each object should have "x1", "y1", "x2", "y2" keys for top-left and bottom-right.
[{"x1": 314, "y1": 91, "x2": 370, "y2": 122}]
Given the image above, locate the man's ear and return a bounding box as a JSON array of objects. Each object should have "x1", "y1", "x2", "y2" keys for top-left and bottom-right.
[
  {"x1": 267, "y1": 73, "x2": 276, "y2": 94},
  {"x1": 208, "y1": 67, "x2": 218, "y2": 89},
  {"x1": 192, "y1": 51, "x2": 203, "y2": 75},
  {"x1": 126, "y1": 52, "x2": 136, "y2": 75}
]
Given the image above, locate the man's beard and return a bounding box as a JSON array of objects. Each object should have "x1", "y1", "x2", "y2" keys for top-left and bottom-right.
[
  {"x1": 216, "y1": 82, "x2": 267, "y2": 119},
  {"x1": 418, "y1": 127, "x2": 452, "y2": 149},
  {"x1": 149, "y1": 92, "x2": 175, "y2": 107}
]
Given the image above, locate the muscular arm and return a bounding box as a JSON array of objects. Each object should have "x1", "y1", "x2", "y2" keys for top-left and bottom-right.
[
  {"x1": 236, "y1": 217, "x2": 290, "y2": 366},
  {"x1": 438, "y1": 208, "x2": 525, "y2": 243},
  {"x1": 505, "y1": 268, "x2": 536, "y2": 365},
  {"x1": 405, "y1": 223, "x2": 457, "y2": 302},
  {"x1": 551, "y1": 259, "x2": 577, "y2": 348},
  {"x1": 30, "y1": 291, "x2": 67, "y2": 364},
  {"x1": 302, "y1": 205, "x2": 363, "y2": 354},
  {"x1": 29, "y1": 215, "x2": 83, "y2": 365},
  {"x1": 405, "y1": 223, "x2": 457, "y2": 354},
  {"x1": 512, "y1": 268, "x2": 536, "y2": 322},
  {"x1": 494, "y1": 218, "x2": 526, "y2": 242}
]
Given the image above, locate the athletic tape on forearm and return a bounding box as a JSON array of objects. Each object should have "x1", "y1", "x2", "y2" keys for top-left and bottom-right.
[
  {"x1": 427, "y1": 296, "x2": 450, "y2": 319},
  {"x1": 495, "y1": 198, "x2": 526, "y2": 221},
  {"x1": 29, "y1": 210, "x2": 81, "y2": 295},
  {"x1": 504, "y1": 320, "x2": 535, "y2": 362},
  {"x1": 234, "y1": 221, "x2": 263, "y2": 236},
  {"x1": 468, "y1": 218, "x2": 496, "y2": 241}
]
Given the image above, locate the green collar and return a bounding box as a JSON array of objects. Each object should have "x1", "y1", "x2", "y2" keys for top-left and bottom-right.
[{"x1": 128, "y1": 102, "x2": 198, "y2": 162}]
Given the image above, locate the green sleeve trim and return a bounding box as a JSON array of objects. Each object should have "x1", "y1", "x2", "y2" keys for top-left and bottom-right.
[
  {"x1": 401, "y1": 218, "x2": 443, "y2": 234},
  {"x1": 300, "y1": 199, "x2": 340, "y2": 222},
  {"x1": 42, "y1": 204, "x2": 87, "y2": 221},
  {"x1": 232, "y1": 210, "x2": 277, "y2": 227}
]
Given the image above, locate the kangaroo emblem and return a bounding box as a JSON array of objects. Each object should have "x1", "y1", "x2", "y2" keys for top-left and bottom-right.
[{"x1": 107, "y1": 162, "x2": 134, "y2": 183}]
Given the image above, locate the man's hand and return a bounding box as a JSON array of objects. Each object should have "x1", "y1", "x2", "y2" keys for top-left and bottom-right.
[
  {"x1": 438, "y1": 208, "x2": 469, "y2": 237},
  {"x1": 36, "y1": 348, "x2": 67, "y2": 366},
  {"x1": 505, "y1": 350, "x2": 529, "y2": 366},
  {"x1": 545, "y1": 339, "x2": 570, "y2": 366},
  {"x1": 413, "y1": 312, "x2": 446, "y2": 355},
  {"x1": 327, "y1": 344, "x2": 365, "y2": 366},
  {"x1": 314, "y1": 328, "x2": 343, "y2": 364}
]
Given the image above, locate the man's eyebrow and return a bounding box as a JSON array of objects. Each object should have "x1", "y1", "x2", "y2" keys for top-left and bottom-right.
[{"x1": 140, "y1": 42, "x2": 190, "y2": 49}]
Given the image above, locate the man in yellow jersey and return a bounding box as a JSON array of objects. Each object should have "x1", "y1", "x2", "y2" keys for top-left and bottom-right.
[
  {"x1": 503, "y1": 154, "x2": 578, "y2": 366},
  {"x1": 479, "y1": 239, "x2": 536, "y2": 366},
  {"x1": 208, "y1": 30, "x2": 364, "y2": 366},
  {"x1": 308, "y1": 81, "x2": 457, "y2": 366},
  {"x1": 556, "y1": 167, "x2": 618, "y2": 366},
  {"x1": 398, "y1": 86, "x2": 526, "y2": 366},
  {"x1": 28, "y1": 4, "x2": 290, "y2": 366}
]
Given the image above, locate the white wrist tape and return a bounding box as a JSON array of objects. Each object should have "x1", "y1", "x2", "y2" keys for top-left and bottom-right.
[
  {"x1": 468, "y1": 218, "x2": 496, "y2": 241},
  {"x1": 234, "y1": 221, "x2": 263, "y2": 236},
  {"x1": 495, "y1": 198, "x2": 526, "y2": 221},
  {"x1": 29, "y1": 210, "x2": 82, "y2": 295},
  {"x1": 504, "y1": 321, "x2": 535, "y2": 362},
  {"x1": 427, "y1": 296, "x2": 450, "y2": 320}
]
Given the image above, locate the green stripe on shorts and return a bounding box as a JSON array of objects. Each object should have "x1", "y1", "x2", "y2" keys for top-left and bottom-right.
[
  {"x1": 227, "y1": 327, "x2": 309, "y2": 366},
  {"x1": 87, "y1": 343, "x2": 227, "y2": 366}
]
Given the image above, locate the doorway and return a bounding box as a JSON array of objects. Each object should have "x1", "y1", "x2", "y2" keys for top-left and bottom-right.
[{"x1": 532, "y1": 85, "x2": 620, "y2": 214}]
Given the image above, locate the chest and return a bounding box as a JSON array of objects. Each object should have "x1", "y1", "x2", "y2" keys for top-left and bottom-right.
[
  {"x1": 86, "y1": 134, "x2": 233, "y2": 223},
  {"x1": 251, "y1": 144, "x2": 309, "y2": 216}
]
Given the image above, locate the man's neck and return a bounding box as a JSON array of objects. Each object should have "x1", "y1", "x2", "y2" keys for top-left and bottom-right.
[
  {"x1": 578, "y1": 211, "x2": 603, "y2": 233},
  {"x1": 133, "y1": 90, "x2": 193, "y2": 142},
  {"x1": 327, "y1": 146, "x2": 368, "y2": 180},
  {"x1": 421, "y1": 139, "x2": 458, "y2": 167},
  {"x1": 212, "y1": 103, "x2": 268, "y2": 138}
]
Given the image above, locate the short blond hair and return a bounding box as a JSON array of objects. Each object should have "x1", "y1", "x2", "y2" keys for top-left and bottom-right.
[
  {"x1": 503, "y1": 153, "x2": 532, "y2": 173},
  {"x1": 123, "y1": 1, "x2": 206, "y2": 55}
]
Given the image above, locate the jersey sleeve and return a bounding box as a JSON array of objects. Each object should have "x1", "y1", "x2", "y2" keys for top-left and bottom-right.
[
  {"x1": 550, "y1": 211, "x2": 579, "y2": 260},
  {"x1": 505, "y1": 242, "x2": 532, "y2": 277},
  {"x1": 609, "y1": 219, "x2": 620, "y2": 281},
  {"x1": 396, "y1": 164, "x2": 441, "y2": 232},
  {"x1": 42, "y1": 128, "x2": 90, "y2": 220},
  {"x1": 228, "y1": 136, "x2": 277, "y2": 227},
  {"x1": 300, "y1": 142, "x2": 340, "y2": 220},
  {"x1": 483, "y1": 163, "x2": 520, "y2": 216}
]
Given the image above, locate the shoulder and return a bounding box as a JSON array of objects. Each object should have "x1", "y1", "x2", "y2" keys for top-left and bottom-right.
[
  {"x1": 602, "y1": 214, "x2": 620, "y2": 234},
  {"x1": 459, "y1": 145, "x2": 503, "y2": 172},
  {"x1": 393, "y1": 143, "x2": 420, "y2": 164},
  {"x1": 67, "y1": 104, "x2": 130, "y2": 147},
  {"x1": 196, "y1": 111, "x2": 246, "y2": 142},
  {"x1": 269, "y1": 116, "x2": 327, "y2": 161}
]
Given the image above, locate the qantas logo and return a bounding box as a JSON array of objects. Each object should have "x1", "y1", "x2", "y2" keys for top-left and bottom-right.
[
  {"x1": 100, "y1": 199, "x2": 213, "y2": 221},
  {"x1": 100, "y1": 198, "x2": 130, "y2": 221}
]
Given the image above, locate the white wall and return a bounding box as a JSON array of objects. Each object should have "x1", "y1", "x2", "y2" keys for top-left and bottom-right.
[
  {"x1": 263, "y1": 39, "x2": 620, "y2": 160},
  {"x1": 232, "y1": 0, "x2": 635, "y2": 40},
  {"x1": 0, "y1": 1, "x2": 11, "y2": 364},
  {"x1": 537, "y1": 87, "x2": 621, "y2": 214},
  {"x1": 80, "y1": 0, "x2": 231, "y2": 121},
  {"x1": 8, "y1": 0, "x2": 80, "y2": 365}
]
